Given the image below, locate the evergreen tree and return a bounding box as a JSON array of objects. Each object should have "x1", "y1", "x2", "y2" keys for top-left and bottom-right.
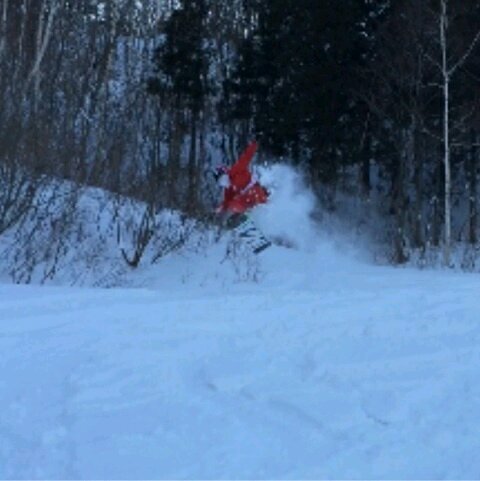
[
  {"x1": 226, "y1": 0, "x2": 377, "y2": 183},
  {"x1": 148, "y1": 0, "x2": 209, "y2": 114}
]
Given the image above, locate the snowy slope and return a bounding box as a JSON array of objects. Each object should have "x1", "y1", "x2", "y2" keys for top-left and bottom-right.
[
  {"x1": 1, "y1": 248, "x2": 480, "y2": 479},
  {"x1": 1, "y1": 167, "x2": 480, "y2": 478}
]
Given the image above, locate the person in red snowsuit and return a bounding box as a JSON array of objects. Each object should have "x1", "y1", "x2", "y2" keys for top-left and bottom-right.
[{"x1": 214, "y1": 141, "x2": 269, "y2": 218}]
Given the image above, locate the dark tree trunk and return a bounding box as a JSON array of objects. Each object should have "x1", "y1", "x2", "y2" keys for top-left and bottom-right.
[
  {"x1": 391, "y1": 148, "x2": 409, "y2": 264},
  {"x1": 431, "y1": 154, "x2": 444, "y2": 247},
  {"x1": 167, "y1": 103, "x2": 184, "y2": 207},
  {"x1": 468, "y1": 129, "x2": 478, "y2": 244},
  {"x1": 361, "y1": 136, "x2": 371, "y2": 200},
  {"x1": 412, "y1": 124, "x2": 424, "y2": 248},
  {"x1": 187, "y1": 111, "x2": 198, "y2": 214}
]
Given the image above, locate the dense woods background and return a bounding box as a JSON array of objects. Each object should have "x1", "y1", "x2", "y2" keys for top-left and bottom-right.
[{"x1": 1, "y1": 0, "x2": 480, "y2": 273}]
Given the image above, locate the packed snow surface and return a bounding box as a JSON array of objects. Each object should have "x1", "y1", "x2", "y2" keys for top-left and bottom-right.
[{"x1": 1, "y1": 168, "x2": 480, "y2": 478}]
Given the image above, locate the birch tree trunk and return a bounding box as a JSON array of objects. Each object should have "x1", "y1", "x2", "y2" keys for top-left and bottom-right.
[
  {"x1": 440, "y1": 0, "x2": 452, "y2": 266},
  {"x1": 25, "y1": 0, "x2": 59, "y2": 94}
]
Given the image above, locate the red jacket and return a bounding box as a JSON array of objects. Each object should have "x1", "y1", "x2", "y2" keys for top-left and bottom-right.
[{"x1": 219, "y1": 141, "x2": 269, "y2": 214}]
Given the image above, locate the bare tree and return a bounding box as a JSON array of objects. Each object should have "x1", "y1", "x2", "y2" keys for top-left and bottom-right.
[
  {"x1": 360, "y1": 0, "x2": 437, "y2": 262},
  {"x1": 433, "y1": 0, "x2": 480, "y2": 265}
]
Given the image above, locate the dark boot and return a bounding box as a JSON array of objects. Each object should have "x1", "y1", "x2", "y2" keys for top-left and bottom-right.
[{"x1": 225, "y1": 213, "x2": 248, "y2": 230}]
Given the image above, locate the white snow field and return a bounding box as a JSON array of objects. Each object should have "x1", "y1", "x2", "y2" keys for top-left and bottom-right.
[
  {"x1": 1, "y1": 244, "x2": 480, "y2": 479},
  {"x1": 1, "y1": 167, "x2": 480, "y2": 479}
]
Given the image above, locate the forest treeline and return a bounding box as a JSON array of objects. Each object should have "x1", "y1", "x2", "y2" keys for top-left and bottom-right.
[{"x1": 1, "y1": 0, "x2": 480, "y2": 266}]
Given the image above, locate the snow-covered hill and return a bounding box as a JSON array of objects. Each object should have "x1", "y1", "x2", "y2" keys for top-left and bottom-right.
[
  {"x1": 0, "y1": 164, "x2": 364, "y2": 288},
  {"x1": 1, "y1": 167, "x2": 479, "y2": 478}
]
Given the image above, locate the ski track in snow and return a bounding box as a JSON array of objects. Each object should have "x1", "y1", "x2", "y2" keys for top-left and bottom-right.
[{"x1": 1, "y1": 251, "x2": 480, "y2": 479}]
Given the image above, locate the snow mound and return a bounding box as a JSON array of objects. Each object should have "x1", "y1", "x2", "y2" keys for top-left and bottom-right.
[{"x1": 0, "y1": 166, "x2": 371, "y2": 290}]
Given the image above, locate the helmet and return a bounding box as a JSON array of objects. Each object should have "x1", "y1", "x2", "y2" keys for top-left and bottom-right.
[{"x1": 212, "y1": 165, "x2": 228, "y2": 183}]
